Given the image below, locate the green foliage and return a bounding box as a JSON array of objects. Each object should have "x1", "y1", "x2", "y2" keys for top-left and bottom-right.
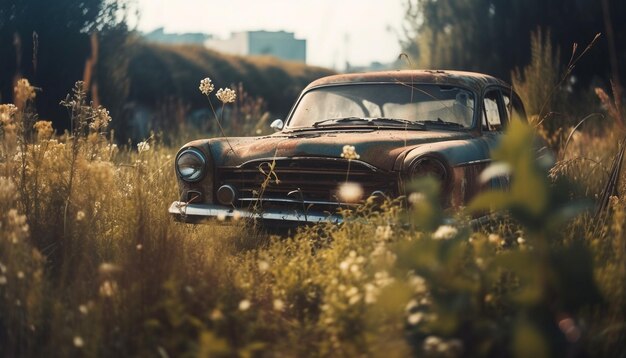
[
  {"x1": 402, "y1": 0, "x2": 626, "y2": 89},
  {"x1": 0, "y1": 79, "x2": 625, "y2": 357}
]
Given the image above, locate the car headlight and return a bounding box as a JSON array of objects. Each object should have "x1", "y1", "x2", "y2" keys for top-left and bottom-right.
[
  {"x1": 409, "y1": 156, "x2": 449, "y2": 184},
  {"x1": 176, "y1": 148, "x2": 206, "y2": 182}
]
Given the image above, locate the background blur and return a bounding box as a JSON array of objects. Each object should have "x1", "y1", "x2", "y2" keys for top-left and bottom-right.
[{"x1": 1, "y1": 0, "x2": 625, "y2": 143}]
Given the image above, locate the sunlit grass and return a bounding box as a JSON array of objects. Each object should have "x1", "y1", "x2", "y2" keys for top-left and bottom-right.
[{"x1": 0, "y1": 78, "x2": 624, "y2": 357}]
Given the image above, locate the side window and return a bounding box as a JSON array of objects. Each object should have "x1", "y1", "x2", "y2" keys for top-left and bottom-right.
[
  {"x1": 482, "y1": 90, "x2": 503, "y2": 131},
  {"x1": 502, "y1": 92, "x2": 527, "y2": 123}
]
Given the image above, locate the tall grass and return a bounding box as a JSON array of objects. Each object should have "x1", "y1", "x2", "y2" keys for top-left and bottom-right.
[{"x1": 0, "y1": 75, "x2": 625, "y2": 357}]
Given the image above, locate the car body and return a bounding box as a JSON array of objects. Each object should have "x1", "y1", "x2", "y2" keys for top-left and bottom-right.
[{"x1": 169, "y1": 70, "x2": 527, "y2": 225}]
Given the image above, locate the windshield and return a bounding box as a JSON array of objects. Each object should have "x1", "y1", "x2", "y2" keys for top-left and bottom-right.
[{"x1": 287, "y1": 83, "x2": 476, "y2": 129}]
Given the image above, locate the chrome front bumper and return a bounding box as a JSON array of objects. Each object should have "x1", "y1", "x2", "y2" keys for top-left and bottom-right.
[{"x1": 168, "y1": 201, "x2": 343, "y2": 224}]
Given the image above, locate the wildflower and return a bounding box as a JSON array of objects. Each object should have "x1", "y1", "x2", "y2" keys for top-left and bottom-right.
[
  {"x1": 346, "y1": 286, "x2": 359, "y2": 298},
  {"x1": 137, "y1": 141, "x2": 150, "y2": 153},
  {"x1": 90, "y1": 107, "x2": 112, "y2": 131},
  {"x1": 210, "y1": 309, "x2": 224, "y2": 320},
  {"x1": 199, "y1": 77, "x2": 215, "y2": 95},
  {"x1": 17, "y1": 271, "x2": 24, "y2": 279},
  {"x1": 340, "y1": 145, "x2": 360, "y2": 160},
  {"x1": 517, "y1": 237, "x2": 525, "y2": 245},
  {"x1": 216, "y1": 212, "x2": 226, "y2": 221},
  {"x1": 339, "y1": 260, "x2": 350, "y2": 272},
  {"x1": 407, "y1": 312, "x2": 424, "y2": 325},
  {"x1": 14, "y1": 78, "x2": 37, "y2": 107},
  {"x1": 488, "y1": 233, "x2": 501, "y2": 244},
  {"x1": 257, "y1": 260, "x2": 269, "y2": 272},
  {"x1": 0, "y1": 104, "x2": 18, "y2": 124},
  {"x1": 0, "y1": 177, "x2": 17, "y2": 202},
  {"x1": 432, "y1": 225, "x2": 458, "y2": 240},
  {"x1": 232, "y1": 210, "x2": 242, "y2": 221},
  {"x1": 337, "y1": 182, "x2": 363, "y2": 203},
  {"x1": 423, "y1": 336, "x2": 443, "y2": 353},
  {"x1": 76, "y1": 211, "x2": 86, "y2": 221},
  {"x1": 99, "y1": 280, "x2": 118, "y2": 297},
  {"x1": 98, "y1": 263, "x2": 121, "y2": 275},
  {"x1": 216, "y1": 88, "x2": 237, "y2": 103},
  {"x1": 375, "y1": 225, "x2": 393, "y2": 241},
  {"x1": 73, "y1": 336, "x2": 84, "y2": 348},
  {"x1": 408, "y1": 192, "x2": 426, "y2": 205},
  {"x1": 33, "y1": 121, "x2": 54, "y2": 138},
  {"x1": 79, "y1": 305, "x2": 88, "y2": 315},
  {"x1": 273, "y1": 299, "x2": 285, "y2": 311},
  {"x1": 408, "y1": 274, "x2": 428, "y2": 294},
  {"x1": 348, "y1": 294, "x2": 361, "y2": 305},
  {"x1": 238, "y1": 299, "x2": 251, "y2": 311},
  {"x1": 405, "y1": 299, "x2": 418, "y2": 312}
]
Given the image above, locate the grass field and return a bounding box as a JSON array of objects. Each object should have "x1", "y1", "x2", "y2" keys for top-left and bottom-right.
[{"x1": 1, "y1": 76, "x2": 625, "y2": 357}]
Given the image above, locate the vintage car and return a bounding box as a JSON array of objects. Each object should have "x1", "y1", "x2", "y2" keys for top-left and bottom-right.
[{"x1": 169, "y1": 70, "x2": 526, "y2": 225}]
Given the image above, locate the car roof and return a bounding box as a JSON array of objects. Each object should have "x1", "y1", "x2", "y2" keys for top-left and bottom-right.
[{"x1": 304, "y1": 70, "x2": 511, "y2": 93}]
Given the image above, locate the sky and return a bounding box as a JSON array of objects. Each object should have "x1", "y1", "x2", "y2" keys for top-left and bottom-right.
[{"x1": 133, "y1": 0, "x2": 407, "y2": 70}]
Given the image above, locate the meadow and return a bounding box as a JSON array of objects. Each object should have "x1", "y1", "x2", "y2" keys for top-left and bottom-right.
[{"x1": 1, "y1": 68, "x2": 625, "y2": 357}]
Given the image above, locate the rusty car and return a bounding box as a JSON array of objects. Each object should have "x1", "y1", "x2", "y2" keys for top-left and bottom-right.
[{"x1": 169, "y1": 70, "x2": 527, "y2": 225}]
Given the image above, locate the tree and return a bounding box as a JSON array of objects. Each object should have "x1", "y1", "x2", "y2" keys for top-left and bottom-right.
[
  {"x1": 0, "y1": 0, "x2": 129, "y2": 130},
  {"x1": 402, "y1": 0, "x2": 625, "y2": 88}
]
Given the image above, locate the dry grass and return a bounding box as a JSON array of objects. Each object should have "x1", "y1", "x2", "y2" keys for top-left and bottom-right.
[{"x1": 0, "y1": 76, "x2": 625, "y2": 357}]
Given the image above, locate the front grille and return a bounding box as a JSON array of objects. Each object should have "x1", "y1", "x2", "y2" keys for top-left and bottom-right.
[{"x1": 217, "y1": 158, "x2": 398, "y2": 212}]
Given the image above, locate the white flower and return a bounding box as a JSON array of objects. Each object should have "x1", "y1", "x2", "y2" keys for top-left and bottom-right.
[
  {"x1": 405, "y1": 299, "x2": 418, "y2": 312},
  {"x1": 99, "y1": 280, "x2": 118, "y2": 297},
  {"x1": 273, "y1": 299, "x2": 285, "y2": 311},
  {"x1": 337, "y1": 182, "x2": 363, "y2": 203},
  {"x1": 137, "y1": 141, "x2": 150, "y2": 153},
  {"x1": 340, "y1": 145, "x2": 360, "y2": 160},
  {"x1": 257, "y1": 260, "x2": 269, "y2": 272},
  {"x1": 199, "y1": 77, "x2": 215, "y2": 95},
  {"x1": 408, "y1": 274, "x2": 428, "y2": 294},
  {"x1": 339, "y1": 260, "x2": 350, "y2": 272},
  {"x1": 238, "y1": 299, "x2": 251, "y2": 311},
  {"x1": 408, "y1": 192, "x2": 426, "y2": 205},
  {"x1": 375, "y1": 225, "x2": 393, "y2": 241},
  {"x1": 432, "y1": 225, "x2": 458, "y2": 240},
  {"x1": 79, "y1": 305, "x2": 88, "y2": 315},
  {"x1": 346, "y1": 286, "x2": 359, "y2": 298},
  {"x1": 517, "y1": 237, "x2": 525, "y2": 245},
  {"x1": 216, "y1": 88, "x2": 237, "y2": 103},
  {"x1": 73, "y1": 336, "x2": 84, "y2": 348},
  {"x1": 488, "y1": 233, "x2": 501, "y2": 244},
  {"x1": 407, "y1": 312, "x2": 424, "y2": 325},
  {"x1": 98, "y1": 263, "x2": 121, "y2": 275},
  {"x1": 76, "y1": 211, "x2": 85, "y2": 221}
]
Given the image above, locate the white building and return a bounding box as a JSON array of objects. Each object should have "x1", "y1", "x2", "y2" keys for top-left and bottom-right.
[{"x1": 205, "y1": 31, "x2": 306, "y2": 63}]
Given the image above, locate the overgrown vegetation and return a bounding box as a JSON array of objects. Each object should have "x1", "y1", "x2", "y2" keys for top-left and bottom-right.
[{"x1": 1, "y1": 41, "x2": 626, "y2": 358}]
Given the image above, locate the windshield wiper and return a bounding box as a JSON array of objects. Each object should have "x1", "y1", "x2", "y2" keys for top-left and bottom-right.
[
  {"x1": 369, "y1": 117, "x2": 425, "y2": 128},
  {"x1": 312, "y1": 117, "x2": 372, "y2": 127},
  {"x1": 418, "y1": 118, "x2": 465, "y2": 128},
  {"x1": 312, "y1": 117, "x2": 425, "y2": 128}
]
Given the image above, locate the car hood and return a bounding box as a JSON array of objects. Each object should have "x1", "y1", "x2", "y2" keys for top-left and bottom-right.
[{"x1": 187, "y1": 129, "x2": 474, "y2": 172}]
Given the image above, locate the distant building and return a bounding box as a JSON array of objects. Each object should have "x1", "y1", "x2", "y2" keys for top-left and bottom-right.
[
  {"x1": 143, "y1": 27, "x2": 212, "y2": 45},
  {"x1": 206, "y1": 31, "x2": 306, "y2": 63}
]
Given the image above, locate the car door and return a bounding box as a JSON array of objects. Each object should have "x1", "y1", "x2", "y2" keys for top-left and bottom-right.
[{"x1": 480, "y1": 87, "x2": 509, "y2": 189}]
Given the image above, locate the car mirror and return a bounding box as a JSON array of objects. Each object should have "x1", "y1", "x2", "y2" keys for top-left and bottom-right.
[{"x1": 270, "y1": 119, "x2": 284, "y2": 131}]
